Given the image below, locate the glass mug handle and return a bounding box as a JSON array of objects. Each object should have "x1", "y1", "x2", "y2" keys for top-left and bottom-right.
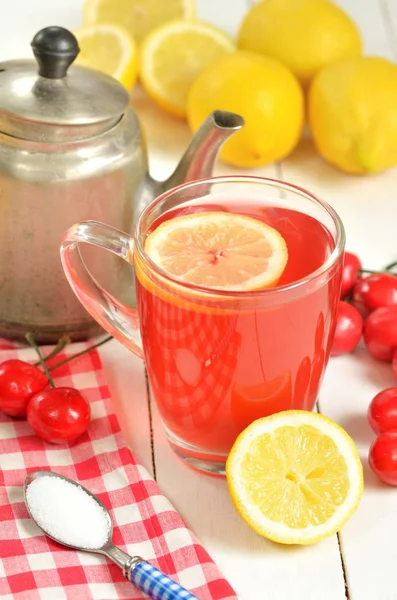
[{"x1": 60, "y1": 221, "x2": 144, "y2": 357}]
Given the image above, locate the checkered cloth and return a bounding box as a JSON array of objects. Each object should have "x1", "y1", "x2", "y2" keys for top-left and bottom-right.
[{"x1": 0, "y1": 340, "x2": 237, "y2": 600}]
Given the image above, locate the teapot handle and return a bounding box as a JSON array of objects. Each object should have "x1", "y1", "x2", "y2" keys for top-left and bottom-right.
[{"x1": 60, "y1": 221, "x2": 144, "y2": 358}]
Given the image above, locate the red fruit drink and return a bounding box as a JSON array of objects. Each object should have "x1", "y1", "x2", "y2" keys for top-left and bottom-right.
[{"x1": 136, "y1": 199, "x2": 343, "y2": 466}]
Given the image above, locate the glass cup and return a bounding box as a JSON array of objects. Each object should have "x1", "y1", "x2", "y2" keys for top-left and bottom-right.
[{"x1": 60, "y1": 176, "x2": 345, "y2": 475}]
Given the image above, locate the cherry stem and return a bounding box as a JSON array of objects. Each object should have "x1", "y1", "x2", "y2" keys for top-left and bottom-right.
[
  {"x1": 33, "y1": 334, "x2": 70, "y2": 367},
  {"x1": 358, "y1": 266, "x2": 397, "y2": 277},
  {"x1": 385, "y1": 261, "x2": 397, "y2": 272},
  {"x1": 48, "y1": 335, "x2": 113, "y2": 373},
  {"x1": 26, "y1": 333, "x2": 56, "y2": 388},
  {"x1": 358, "y1": 269, "x2": 382, "y2": 276}
]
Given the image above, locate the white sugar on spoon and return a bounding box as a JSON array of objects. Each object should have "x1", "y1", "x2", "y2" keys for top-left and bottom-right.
[
  {"x1": 25, "y1": 474, "x2": 109, "y2": 549},
  {"x1": 23, "y1": 470, "x2": 199, "y2": 600}
]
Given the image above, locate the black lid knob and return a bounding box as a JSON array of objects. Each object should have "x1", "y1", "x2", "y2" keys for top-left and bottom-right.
[{"x1": 31, "y1": 26, "x2": 80, "y2": 79}]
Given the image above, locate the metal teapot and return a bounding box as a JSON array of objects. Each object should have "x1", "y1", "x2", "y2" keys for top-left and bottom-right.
[{"x1": 0, "y1": 26, "x2": 244, "y2": 342}]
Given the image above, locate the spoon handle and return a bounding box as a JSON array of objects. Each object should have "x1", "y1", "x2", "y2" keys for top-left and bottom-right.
[{"x1": 129, "y1": 560, "x2": 199, "y2": 600}]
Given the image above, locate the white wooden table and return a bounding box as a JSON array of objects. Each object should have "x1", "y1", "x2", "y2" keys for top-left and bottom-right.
[{"x1": 3, "y1": 1, "x2": 397, "y2": 598}]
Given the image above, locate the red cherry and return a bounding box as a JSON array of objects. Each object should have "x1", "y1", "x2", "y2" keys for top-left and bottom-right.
[
  {"x1": 0, "y1": 360, "x2": 48, "y2": 418},
  {"x1": 363, "y1": 306, "x2": 397, "y2": 361},
  {"x1": 368, "y1": 388, "x2": 397, "y2": 434},
  {"x1": 340, "y1": 252, "x2": 362, "y2": 299},
  {"x1": 369, "y1": 431, "x2": 397, "y2": 485},
  {"x1": 27, "y1": 387, "x2": 90, "y2": 444},
  {"x1": 353, "y1": 273, "x2": 397, "y2": 313},
  {"x1": 331, "y1": 301, "x2": 363, "y2": 356}
]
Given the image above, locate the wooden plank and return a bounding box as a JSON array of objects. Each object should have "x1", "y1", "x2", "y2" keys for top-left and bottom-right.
[
  {"x1": 316, "y1": 349, "x2": 397, "y2": 600},
  {"x1": 99, "y1": 340, "x2": 154, "y2": 477},
  {"x1": 381, "y1": 0, "x2": 397, "y2": 59},
  {"x1": 383, "y1": 0, "x2": 397, "y2": 30}
]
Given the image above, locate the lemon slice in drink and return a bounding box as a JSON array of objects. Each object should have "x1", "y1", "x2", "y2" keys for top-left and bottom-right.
[
  {"x1": 140, "y1": 20, "x2": 235, "y2": 117},
  {"x1": 83, "y1": 0, "x2": 196, "y2": 45},
  {"x1": 226, "y1": 410, "x2": 363, "y2": 545},
  {"x1": 74, "y1": 24, "x2": 138, "y2": 89},
  {"x1": 144, "y1": 212, "x2": 288, "y2": 291}
]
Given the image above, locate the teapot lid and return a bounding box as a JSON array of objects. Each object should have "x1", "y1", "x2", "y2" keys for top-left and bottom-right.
[{"x1": 0, "y1": 26, "x2": 130, "y2": 142}]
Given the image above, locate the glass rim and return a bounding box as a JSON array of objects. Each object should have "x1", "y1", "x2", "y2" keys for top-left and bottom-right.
[{"x1": 135, "y1": 175, "x2": 345, "y2": 299}]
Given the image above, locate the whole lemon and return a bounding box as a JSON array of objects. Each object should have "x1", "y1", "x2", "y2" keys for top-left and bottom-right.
[
  {"x1": 238, "y1": 0, "x2": 362, "y2": 87},
  {"x1": 187, "y1": 51, "x2": 304, "y2": 168},
  {"x1": 309, "y1": 56, "x2": 397, "y2": 175}
]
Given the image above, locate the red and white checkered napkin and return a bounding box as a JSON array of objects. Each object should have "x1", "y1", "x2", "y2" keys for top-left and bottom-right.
[{"x1": 0, "y1": 341, "x2": 237, "y2": 600}]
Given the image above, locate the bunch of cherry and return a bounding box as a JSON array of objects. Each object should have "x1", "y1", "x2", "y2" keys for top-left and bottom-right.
[
  {"x1": 332, "y1": 252, "x2": 397, "y2": 486},
  {"x1": 0, "y1": 334, "x2": 111, "y2": 445}
]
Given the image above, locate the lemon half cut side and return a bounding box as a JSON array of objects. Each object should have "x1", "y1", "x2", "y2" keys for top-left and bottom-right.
[{"x1": 226, "y1": 410, "x2": 364, "y2": 545}]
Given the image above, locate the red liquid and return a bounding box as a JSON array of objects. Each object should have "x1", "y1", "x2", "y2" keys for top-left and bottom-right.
[{"x1": 136, "y1": 202, "x2": 342, "y2": 458}]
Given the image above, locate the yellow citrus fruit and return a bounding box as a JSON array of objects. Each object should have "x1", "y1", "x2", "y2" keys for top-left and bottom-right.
[
  {"x1": 309, "y1": 56, "x2": 397, "y2": 175},
  {"x1": 187, "y1": 51, "x2": 304, "y2": 168},
  {"x1": 144, "y1": 212, "x2": 288, "y2": 291},
  {"x1": 226, "y1": 410, "x2": 363, "y2": 545},
  {"x1": 74, "y1": 24, "x2": 138, "y2": 90},
  {"x1": 237, "y1": 0, "x2": 362, "y2": 87},
  {"x1": 83, "y1": 0, "x2": 195, "y2": 45},
  {"x1": 139, "y1": 20, "x2": 235, "y2": 118}
]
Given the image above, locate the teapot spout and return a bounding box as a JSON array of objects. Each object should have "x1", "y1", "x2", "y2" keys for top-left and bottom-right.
[
  {"x1": 163, "y1": 110, "x2": 244, "y2": 191},
  {"x1": 135, "y1": 110, "x2": 244, "y2": 221}
]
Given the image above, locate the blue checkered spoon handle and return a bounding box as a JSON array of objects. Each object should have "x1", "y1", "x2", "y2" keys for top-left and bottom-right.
[{"x1": 126, "y1": 557, "x2": 199, "y2": 600}]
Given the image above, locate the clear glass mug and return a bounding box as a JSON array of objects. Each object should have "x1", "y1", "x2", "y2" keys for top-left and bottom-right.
[{"x1": 60, "y1": 176, "x2": 345, "y2": 475}]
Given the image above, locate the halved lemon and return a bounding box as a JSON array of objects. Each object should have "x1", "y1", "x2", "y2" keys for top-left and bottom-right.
[
  {"x1": 139, "y1": 20, "x2": 235, "y2": 117},
  {"x1": 226, "y1": 410, "x2": 363, "y2": 545},
  {"x1": 144, "y1": 212, "x2": 288, "y2": 291},
  {"x1": 83, "y1": 0, "x2": 196, "y2": 45},
  {"x1": 74, "y1": 24, "x2": 138, "y2": 90}
]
